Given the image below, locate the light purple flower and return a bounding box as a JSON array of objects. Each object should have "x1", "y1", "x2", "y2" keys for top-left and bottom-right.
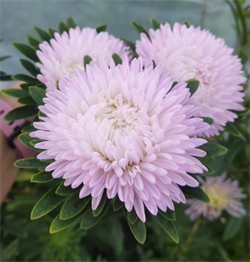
[
  {"x1": 36, "y1": 27, "x2": 130, "y2": 90},
  {"x1": 136, "y1": 23, "x2": 246, "y2": 137},
  {"x1": 185, "y1": 173, "x2": 246, "y2": 221},
  {"x1": 31, "y1": 57, "x2": 209, "y2": 222}
]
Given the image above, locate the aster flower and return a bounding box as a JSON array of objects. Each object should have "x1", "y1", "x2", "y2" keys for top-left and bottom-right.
[
  {"x1": 36, "y1": 27, "x2": 130, "y2": 90},
  {"x1": 136, "y1": 23, "x2": 246, "y2": 137},
  {"x1": 185, "y1": 173, "x2": 246, "y2": 221},
  {"x1": 30, "y1": 57, "x2": 210, "y2": 222}
]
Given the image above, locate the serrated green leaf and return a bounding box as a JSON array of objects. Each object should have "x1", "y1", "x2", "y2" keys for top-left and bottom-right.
[
  {"x1": 0, "y1": 55, "x2": 11, "y2": 62},
  {"x1": 50, "y1": 213, "x2": 82, "y2": 233},
  {"x1": 201, "y1": 117, "x2": 214, "y2": 125},
  {"x1": 223, "y1": 217, "x2": 243, "y2": 241},
  {"x1": 48, "y1": 28, "x2": 57, "y2": 38},
  {"x1": 199, "y1": 142, "x2": 228, "y2": 157},
  {"x1": 151, "y1": 19, "x2": 161, "y2": 30},
  {"x1": 159, "y1": 209, "x2": 176, "y2": 221},
  {"x1": 31, "y1": 171, "x2": 53, "y2": 183},
  {"x1": 34, "y1": 27, "x2": 51, "y2": 42},
  {"x1": 113, "y1": 196, "x2": 123, "y2": 211},
  {"x1": 112, "y1": 53, "x2": 122, "y2": 66},
  {"x1": 4, "y1": 106, "x2": 39, "y2": 121},
  {"x1": 58, "y1": 22, "x2": 69, "y2": 34},
  {"x1": 155, "y1": 213, "x2": 179, "y2": 243},
  {"x1": 93, "y1": 194, "x2": 107, "y2": 217},
  {"x1": 20, "y1": 59, "x2": 39, "y2": 76},
  {"x1": 12, "y1": 74, "x2": 40, "y2": 85},
  {"x1": 13, "y1": 42, "x2": 39, "y2": 62},
  {"x1": 182, "y1": 20, "x2": 191, "y2": 27},
  {"x1": 14, "y1": 158, "x2": 51, "y2": 169},
  {"x1": 29, "y1": 86, "x2": 46, "y2": 105},
  {"x1": 96, "y1": 25, "x2": 107, "y2": 33},
  {"x1": 67, "y1": 17, "x2": 77, "y2": 29},
  {"x1": 131, "y1": 22, "x2": 149, "y2": 37},
  {"x1": 179, "y1": 185, "x2": 210, "y2": 203},
  {"x1": 83, "y1": 55, "x2": 92, "y2": 70},
  {"x1": 31, "y1": 183, "x2": 66, "y2": 219},
  {"x1": 27, "y1": 35, "x2": 40, "y2": 49},
  {"x1": 186, "y1": 79, "x2": 199, "y2": 97},
  {"x1": 18, "y1": 133, "x2": 37, "y2": 150},
  {"x1": 18, "y1": 96, "x2": 36, "y2": 105},
  {"x1": 127, "y1": 217, "x2": 146, "y2": 244},
  {"x1": 56, "y1": 182, "x2": 79, "y2": 196},
  {"x1": 224, "y1": 122, "x2": 241, "y2": 137},
  {"x1": 120, "y1": 38, "x2": 136, "y2": 52},
  {"x1": 1, "y1": 88, "x2": 28, "y2": 98},
  {"x1": 127, "y1": 208, "x2": 138, "y2": 224},
  {"x1": 21, "y1": 123, "x2": 36, "y2": 132},
  {"x1": 60, "y1": 193, "x2": 90, "y2": 220}
]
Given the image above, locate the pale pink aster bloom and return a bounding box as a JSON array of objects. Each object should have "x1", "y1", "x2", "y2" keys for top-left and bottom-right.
[
  {"x1": 36, "y1": 27, "x2": 130, "y2": 90},
  {"x1": 31, "y1": 57, "x2": 210, "y2": 222},
  {"x1": 185, "y1": 173, "x2": 246, "y2": 221},
  {"x1": 136, "y1": 23, "x2": 246, "y2": 137}
]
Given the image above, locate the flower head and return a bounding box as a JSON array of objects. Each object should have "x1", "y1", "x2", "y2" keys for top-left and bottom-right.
[
  {"x1": 185, "y1": 173, "x2": 246, "y2": 221},
  {"x1": 31, "y1": 57, "x2": 209, "y2": 222},
  {"x1": 136, "y1": 23, "x2": 246, "y2": 137},
  {"x1": 37, "y1": 27, "x2": 130, "y2": 90}
]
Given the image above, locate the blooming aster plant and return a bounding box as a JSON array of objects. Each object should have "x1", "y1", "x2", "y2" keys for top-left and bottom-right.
[{"x1": 185, "y1": 173, "x2": 246, "y2": 221}]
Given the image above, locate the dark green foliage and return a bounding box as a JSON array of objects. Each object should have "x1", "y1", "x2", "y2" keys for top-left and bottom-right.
[
  {"x1": 84, "y1": 55, "x2": 92, "y2": 70},
  {"x1": 112, "y1": 53, "x2": 122, "y2": 65},
  {"x1": 201, "y1": 117, "x2": 214, "y2": 125},
  {"x1": 127, "y1": 209, "x2": 138, "y2": 224},
  {"x1": 182, "y1": 20, "x2": 191, "y2": 27},
  {"x1": 12, "y1": 74, "x2": 40, "y2": 84},
  {"x1": 224, "y1": 122, "x2": 241, "y2": 136},
  {"x1": 67, "y1": 17, "x2": 77, "y2": 29},
  {"x1": 34, "y1": 26, "x2": 51, "y2": 42},
  {"x1": 27, "y1": 35, "x2": 40, "y2": 49},
  {"x1": 113, "y1": 196, "x2": 123, "y2": 211},
  {"x1": 120, "y1": 38, "x2": 136, "y2": 52},
  {"x1": 199, "y1": 142, "x2": 227, "y2": 157},
  {"x1": 150, "y1": 19, "x2": 161, "y2": 30},
  {"x1": 127, "y1": 217, "x2": 146, "y2": 244},
  {"x1": 31, "y1": 171, "x2": 54, "y2": 183},
  {"x1": 81, "y1": 207, "x2": 107, "y2": 230},
  {"x1": 1, "y1": 88, "x2": 28, "y2": 98},
  {"x1": 13, "y1": 42, "x2": 39, "y2": 62},
  {"x1": 29, "y1": 86, "x2": 46, "y2": 105},
  {"x1": 56, "y1": 182, "x2": 79, "y2": 196},
  {"x1": 179, "y1": 186, "x2": 210, "y2": 203},
  {"x1": 18, "y1": 133, "x2": 37, "y2": 150},
  {"x1": 14, "y1": 158, "x2": 51, "y2": 169},
  {"x1": 186, "y1": 79, "x2": 200, "y2": 96},
  {"x1": 96, "y1": 25, "x2": 107, "y2": 33},
  {"x1": 223, "y1": 217, "x2": 243, "y2": 241},
  {"x1": 159, "y1": 209, "x2": 176, "y2": 221},
  {"x1": 20, "y1": 59, "x2": 40, "y2": 76},
  {"x1": 131, "y1": 22, "x2": 149, "y2": 38},
  {"x1": 48, "y1": 28, "x2": 57, "y2": 38},
  {"x1": 4, "y1": 106, "x2": 39, "y2": 121},
  {"x1": 58, "y1": 22, "x2": 69, "y2": 34},
  {"x1": 18, "y1": 96, "x2": 36, "y2": 105},
  {"x1": 93, "y1": 194, "x2": 107, "y2": 217}
]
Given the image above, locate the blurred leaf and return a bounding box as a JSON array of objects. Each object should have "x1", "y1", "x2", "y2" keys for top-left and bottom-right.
[
  {"x1": 159, "y1": 209, "x2": 176, "y2": 221},
  {"x1": 93, "y1": 194, "x2": 107, "y2": 217},
  {"x1": 84, "y1": 55, "x2": 92, "y2": 70},
  {"x1": 182, "y1": 20, "x2": 191, "y2": 27},
  {"x1": 19, "y1": 133, "x2": 37, "y2": 150},
  {"x1": 1, "y1": 88, "x2": 28, "y2": 98},
  {"x1": 56, "y1": 182, "x2": 79, "y2": 196},
  {"x1": 201, "y1": 117, "x2": 214, "y2": 125},
  {"x1": 20, "y1": 83, "x2": 31, "y2": 91},
  {"x1": 120, "y1": 38, "x2": 136, "y2": 52},
  {"x1": 12, "y1": 74, "x2": 40, "y2": 84},
  {"x1": 58, "y1": 22, "x2": 69, "y2": 34},
  {"x1": 127, "y1": 217, "x2": 146, "y2": 244},
  {"x1": 31, "y1": 171, "x2": 53, "y2": 183},
  {"x1": 27, "y1": 34, "x2": 40, "y2": 49},
  {"x1": 199, "y1": 142, "x2": 227, "y2": 157},
  {"x1": 18, "y1": 96, "x2": 37, "y2": 105},
  {"x1": 131, "y1": 22, "x2": 149, "y2": 37},
  {"x1": 0, "y1": 238, "x2": 19, "y2": 261},
  {"x1": 60, "y1": 193, "x2": 90, "y2": 220},
  {"x1": 16, "y1": 170, "x2": 36, "y2": 181},
  {"x1": 150, "y1": 19, "x2": 161, "y2": 30},
  {"x1": 13, "y1": 42, "x2": 39, "y2": 62},
  {"x1": 223, "y1": 217, "x2": 243, "y2": 241},
  {"x1": 0, "y1": 71, "x2": 12, "y2": 81},
  {"x1": 14, "y1": 158, "x2": 51, "y2": 169},
  {"x1": 112, "y1": 53, "x2": 122, "y2": 65},
  {"x1": 224, "y1": 122, "x2": 241, "y2": 137},
  {"x1": 155, "y1": 213, "x2": 179, "y2": 243},
  {"x1": 0, "y1": 55, "x2": 11, "y2": 62},
  {"x1": 186, "y1": 79, "x2": 199, "y2": 97},
  {"x1": 31, "y1": 183, "x2": 66, "y2": 219},
  {"x1": 4, "y1": 106, "x2": 39, "y2": 121},
  {"x1": 127, "y1": 208, "x2": 138, "y2": 224},
  {"x1": 67, "y1": 17, "x2": 77, "y2": 28},
  {"x1": 21, "y1": 122, "x2": 36, "y2": 132},
  {"x1": 48, "y1": 28, "x2": 57, "y2": 38},
  {"x1": 20, "y1": 59, "x2": 39, "y2": 76},
  {"x1": 113, "y1": 196, "x2": 123, "y2": 211},
  {"x1": 179, "y1": 185, "x2": 210, "y2": 203},
  {"x1": 96, "y1": 25, "x2": 107, "y2": 33},
  {"x1": 29, "y1": 86, "x2": 46, "y2": 105},
  {"x1": 80, "y1": 207, "x2": 107, "y2": 230},
  {"x1": 34, "y1": 26, "x2": 51, "y2": 42}
]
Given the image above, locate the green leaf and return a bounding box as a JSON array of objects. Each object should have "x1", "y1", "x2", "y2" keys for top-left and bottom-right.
[
  {"x1": 155, "y1": 213, "x2": 179, "y2": 243},
  {"x1": 131, "y1": 22, "x2": 149, "y2": 37},
  {"x1": 93, "y1": 194, "x2": 107, "y2": 217},
  {"x1": 34, "y1": 26, "x2": 51, "y2": 42},
  {"x1": 18, "y1": 96, "x2": 36, "y2": 105},
  {"x1": 29, "y1": 86, "x2": 46, "y2": 105},
  {"x1": 20, "y1": 59, "x2": 39, "y2": 76},
  {"x1": 223, "y1": 217, "x2": 243, "y2": 241},
  {"x1": 127, "y1": 217, "x2": 146, "y2": 244},
  {"x1": 120, "y1": 38, "x2": 136, "y2": 52},
  {"x1": 19, "y1": 133, "x2": 37, "y2": 150},
  {"x1": 21, "y1": 123, "x2": 36, "y2": 132},
  {"x1": 14, "y1": 158, "x2": 51, "y2": 169},
  {"x1": 1, "y1": 88, "x2": 28, "y2": 98},
  {"x1": 80, "y1": 205, "x2": 108, "y2": 229},
  {"x1": 31, "y1": 171, "x2": 53, "y2": 183},
  {"x1": 30, "y1": 138, "x2": 44, "y2": 146},
  {"x1": 0, "y1": 71, "x2": 12, "y2": 81},
  {"x1": 186, "y1": 79, "x2": 199, "y2": 97},
  {"x1": 96, "y1": 25, "x2": 107, "y2": 33},
  {"x1": 58, "y1": 22, "x2": 69, "y2": 34},
  {"x1": 31, "y1": 183, "x2": 66, "y2": 219},
  {"x1": 152, "y1": 60, "x2": 156, "y2": 69},
  {"x1": 16, "y1": 170, "x2": 36, "y2": 182},
  {"x1": 159, "y1": 209, "x2": 176, "y2": 221},
  {"x1": 60, "y1": 193, "x2": 90, "y2": 220},
  {"x1": 182, "y1": 20, "x2": 191, "y2": 27},
  {"x1": 201, "y1": 117, "x2": 214, "y2": 125},
  {"x1": 113, "y1": 196, "x2": 123, "y2": 211},
  {"x1": 150, "y1": 19, "x2": 161, "y2": 30},
  {"x1": 202, "y1": 164, "x2": 214, "y2": 175},
  {"x1": 56, "y1": 182, "x2": 79, "y2": 196},
  {"x1": 20, "y1": 83, "x2": 30, "y2": 91},
  {"x1": 224, "y1": 122, "x2": 241, "y2": 137},
  {"x1": 0, "y1": 55, "x2": 11, "y2": 62},
  {"x1": 112, "y1": 53, "x2": 122, "y2": 66},
  {"x1": 12, "y1": 74, "x2": 40, "y2": 84},
  {"x1": 83, "y1": 55, "x2": 92, "y2": 70},
  {"x1": 50, "y1": 213, "x2": 82, "y2": 233},
  {"x1": 199, "y1": 142, "x2": 228, "y2": 157},
  {"x1": 0, "y1": 238, "x2": 19, "y2": 261},
  {"x1": 27, "y1": 35, "x2": 40, "y2": 49},
  {"x1": 13, "y1": 42, "x2": 39, "y2": 62},
  {"x1": 4, "y1": 106, "x2": 39, "y2": 121},
  {"x1": 127, "y1": 208, "x2": 138, "y2": 224},
  {"x1": 179, "y1": 185, "x2": 210, "y2": 203},
  {"x1": 48, "y1": 28, "x2": 57, "y2": 38},
  {"x1": 67, "y1": 17, "x2": 77, "y2": 29}
]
